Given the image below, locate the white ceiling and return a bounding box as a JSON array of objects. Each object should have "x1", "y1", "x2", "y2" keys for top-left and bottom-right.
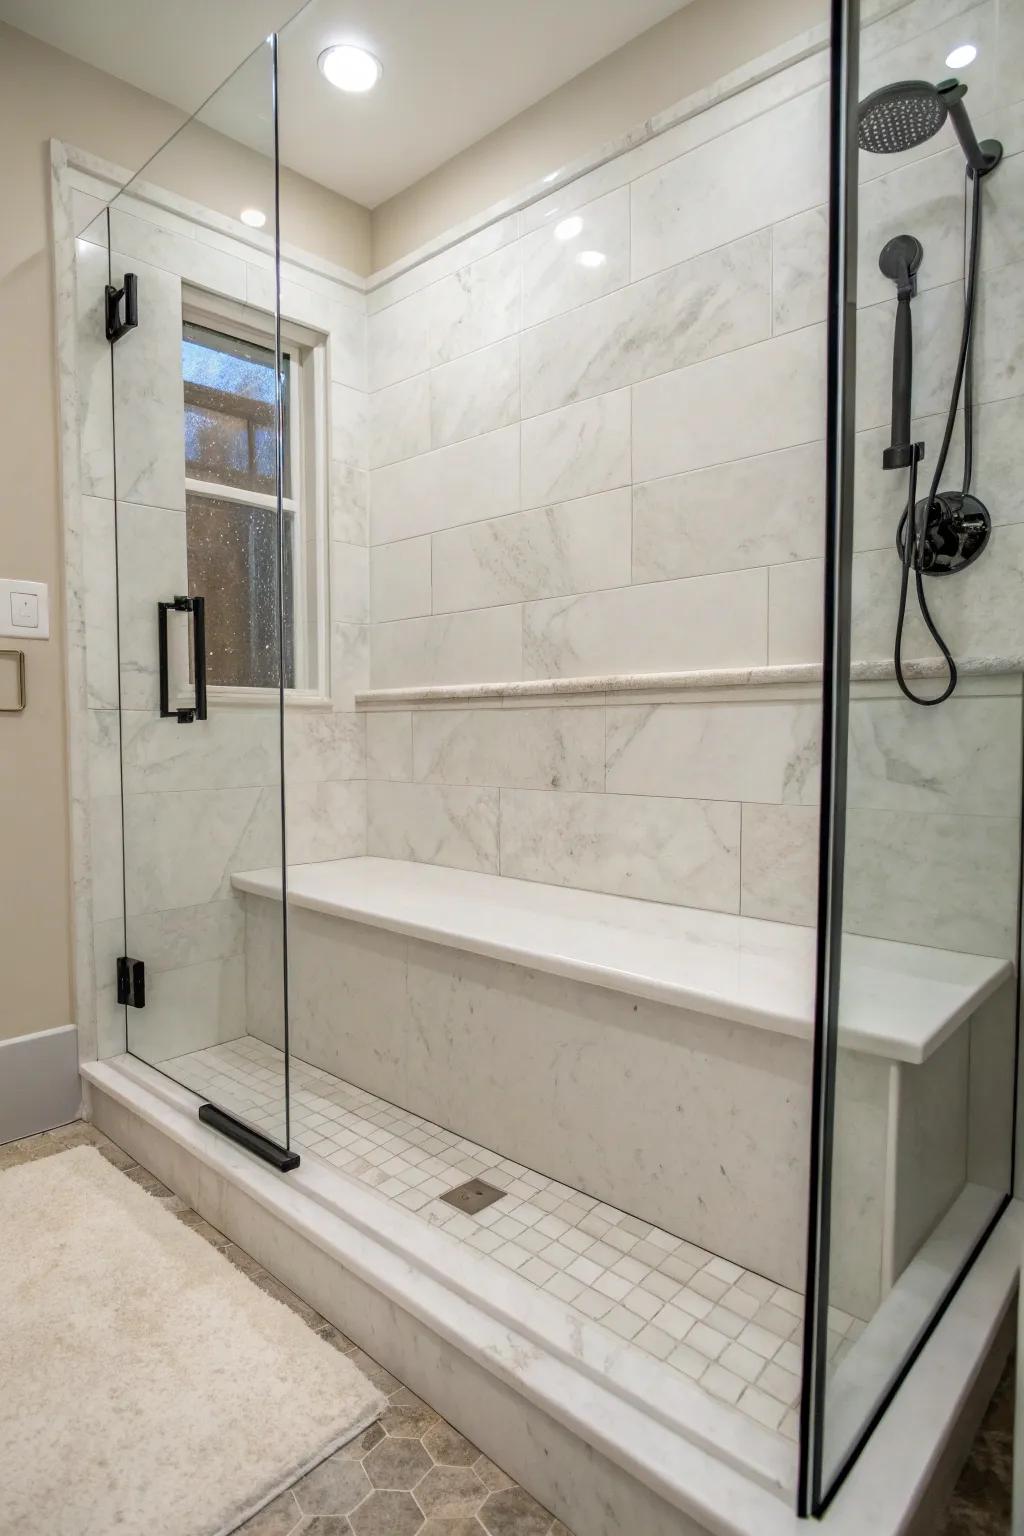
[{"x1": 0, "y1": 0, "x2": 691, "y2": 206}]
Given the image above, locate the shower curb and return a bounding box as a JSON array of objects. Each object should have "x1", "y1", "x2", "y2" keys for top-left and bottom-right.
[{"x1": 81, "y1": 1056, "x2": 1017, "y2": 1536}]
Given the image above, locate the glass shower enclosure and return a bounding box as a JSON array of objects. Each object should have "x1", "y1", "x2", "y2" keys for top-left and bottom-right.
[{"x1": 73, "y1": 0, "x2": 1024, "y2": 1517}]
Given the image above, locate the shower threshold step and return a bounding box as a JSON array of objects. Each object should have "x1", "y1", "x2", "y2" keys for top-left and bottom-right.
[
  {"x1": 82, "y1": 1052, "x2": 1019, "y2": 1536},
  {"x1": 160, "y1": 1035, "x2": 863, "y2": 1440}
]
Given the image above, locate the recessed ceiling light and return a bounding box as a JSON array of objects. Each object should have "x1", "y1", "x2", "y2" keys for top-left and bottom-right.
[
  {"x1": 554, "y1": 216, "x2": 583, "y2": 242},
  {"x1": 542, "y1": 171, "x2": 561, "y2": 184},
  {"x1": 240, "y1": 208, "x2": 267, "y2": 228},
  {"x1": 945, "y1": 43, "x2": 977, "y2": 67},
  {"x1": 318, "y1": 44, "x2": 382, "y2": 93},
  {"x1": 576, "y1": 250, "x2": 607, "y2": 269}
]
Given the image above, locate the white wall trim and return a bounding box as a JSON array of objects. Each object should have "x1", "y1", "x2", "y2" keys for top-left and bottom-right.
[{"x1": 0, "y1": 1025, "x2": 82, "y2": 1144}]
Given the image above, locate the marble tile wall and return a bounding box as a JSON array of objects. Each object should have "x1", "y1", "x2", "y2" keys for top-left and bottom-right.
[
  {"x1": 75, "y1": 201, "x2": 369, "y2": 1056},
  {"x1": 363, "y1": 681, "x2": 1022, "y2": 940},
  {"x1": 361, "y1": 0, "x2": 1023, "y2": 955}
]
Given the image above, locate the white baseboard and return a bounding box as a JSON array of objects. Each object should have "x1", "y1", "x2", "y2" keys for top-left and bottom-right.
[{"x1": 0, "y1": 1025, "x2": 81, "y2": 1144}]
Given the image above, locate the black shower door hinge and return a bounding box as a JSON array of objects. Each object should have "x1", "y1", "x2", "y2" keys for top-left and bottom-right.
[
  {"x1": 116, "y1": 956, "x2": 146, "y2": 1008},
  {"x1": 105, "y1": 273, "x2": 138, "y2": 343}
]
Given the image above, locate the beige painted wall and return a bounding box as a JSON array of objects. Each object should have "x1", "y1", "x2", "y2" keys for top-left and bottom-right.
[
  {"x1": 371, "y1": 0, "x2": 825, "y2": 268},
  {"x1": 0, "y1": 22, "x2": 370, "y2": 1044}
]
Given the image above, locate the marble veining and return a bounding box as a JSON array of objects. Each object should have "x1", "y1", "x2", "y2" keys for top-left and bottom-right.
[
  {"x1": 431, "y1": 489, "x2": 632, "y2": 615},
  {"x1": 521, "y1": 229, "x2": 771, "y2": 418}
]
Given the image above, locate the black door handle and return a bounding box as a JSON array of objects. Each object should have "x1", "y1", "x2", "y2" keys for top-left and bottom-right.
[{"x1": 158, "y1": 595, "x2": 208, "y2": 724}]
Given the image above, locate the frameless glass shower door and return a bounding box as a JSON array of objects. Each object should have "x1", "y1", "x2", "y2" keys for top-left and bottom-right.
[
  {"x1": 802, "y1": 0, "x2": 1022, "y2": 1510},
  {"x1": 100, "y1": 39, "x2": 294, "y2": 1160}
]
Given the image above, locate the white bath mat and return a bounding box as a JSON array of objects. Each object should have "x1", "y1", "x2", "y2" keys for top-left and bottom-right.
[{"x1": 0, "y1": 1145, "x2": 385, "y2": 1536}]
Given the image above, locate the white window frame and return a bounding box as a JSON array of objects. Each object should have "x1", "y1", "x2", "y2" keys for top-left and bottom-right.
[{"x1": 180, "y1": 285, "x2": 331, "y2": 708}]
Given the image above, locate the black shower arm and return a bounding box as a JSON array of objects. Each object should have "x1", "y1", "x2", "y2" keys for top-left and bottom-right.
[{"x1": 937, "y1": 79, "x2": 1003, "y2": 177}]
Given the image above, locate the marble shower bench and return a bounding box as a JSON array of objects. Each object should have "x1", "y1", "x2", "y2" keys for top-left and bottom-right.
[{"x1": 233, "y1": 858, "x2": 1013, "y2": 1313}]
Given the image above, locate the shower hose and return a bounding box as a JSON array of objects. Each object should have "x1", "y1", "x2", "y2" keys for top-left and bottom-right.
[{"x1": 894, "y1": 168, "x2": 982, "y2": 706}]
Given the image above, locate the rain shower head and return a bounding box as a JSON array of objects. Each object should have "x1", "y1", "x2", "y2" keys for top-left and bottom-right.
[
  {"x1": 857, "y1": 79, "x2": 947, "y2": 154},
  {"x1": 857, "y1": 77, "x2": 1002, "y2": 175}
]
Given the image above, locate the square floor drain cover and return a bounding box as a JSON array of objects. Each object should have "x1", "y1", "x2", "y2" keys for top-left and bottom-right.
[{"x1": 440, "y1": 1178, "x2": 505, "y2": 1214}]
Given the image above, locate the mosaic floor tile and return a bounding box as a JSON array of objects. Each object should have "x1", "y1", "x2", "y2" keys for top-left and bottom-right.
[{"x1": 160, "y1": 1035, "x2": 865, "y2": 1438}]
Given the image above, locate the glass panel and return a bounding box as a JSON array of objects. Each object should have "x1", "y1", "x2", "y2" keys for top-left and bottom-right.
[
  {"x1": 807, "y1": 0, "x2": 1022, "y2": 1507},
  {"x1": 102, "y1": 37, "x2": 292, "y2": 1150}
]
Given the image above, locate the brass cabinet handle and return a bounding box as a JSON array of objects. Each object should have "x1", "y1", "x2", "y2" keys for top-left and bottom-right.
[{"x1": 0, "y1": 650, "x2": 26, "y2": 713}]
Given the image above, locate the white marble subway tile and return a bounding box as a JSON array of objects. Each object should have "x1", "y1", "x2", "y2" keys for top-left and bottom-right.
[
  {"x1": 275, "y1": 279, "x2": 367, "y2": 389},
  {"x1": 630, "y1": 85, "x2": 828, "y2": 280},
  {"x1": 499, "y1": 788, "x2": 742, "y2": 911},
  {"x1": 412, "y1": 707, "x2": 605, "y2": 792},
  {"x1": 120, "y1": 706, "x2": 280, "y2": 793},
  {"x1": 286, "y1": 779, "x2": 366, "y2": 863},
  {"x1": 324, "y1": 300, "x2": 367, "y2": 392},
  {"x1": 843, "y1": 807, "x2": 1020, "y2": 958},
  {"x1": 370, "y1": 424, "x2": 520, "y2": 544},
  {"x1": 76, "y1": 239, "x2": 115, "y2": 500},
  {"x1": 285, "y1": 711, "x2": 365, "y2": 783},
  {"x1": 982, "y1": 150, "x2": 1024, "y2": 274},
  {"x1": 606, "y1": 701, "x2": 820, "y2": 805},
  {"x1": 368, "y1": 780, "x2": 499, "y2": 874},
  {"x1": 771, "y1": 207, "x2": 828, "y2": 336},
  {"x1": 848, "y1": 696, "x2": 1022, "y2": 816},
  {"x1": 632, "y1": 324, "x2": 826, "y2": 481},
  {"x1": 127, "y1": 955, "x2": 247, "y2": 1059},
  {"x1": 428, "y1": 243, "x2": 521, "y2": 367},
  {"x1": 331, "y1": 621, "x2": 369, "y2": 711},
  {"x1": 368, "y1": 287, "x2": 432, "y2": 390},
  {"x1": 371, "y1": 538, "x2": 432, "y2": 623},
  {"x1": 975, "y1": 258, "x2": 1024, "y2": 401},
  {"x1": 366, "y1": 711, "x2": 413, "y2": 781},
  {"x1": 368, "y1": 374, "x2": 431, "y2": 469},
  {"x1": 368, "y1": 214, "x2": 519, "y2": 314},
  {"x1": 330, "y1": 461, "x2": 368, "y2": 546},
  {"x1": 523, "y1": 567, "x2": 768, "y2": 678},
  {"x1": 632, "y1": 440, "x2": 825, "y2": 582},
  {"x1": 122, "y1": 785, "x2": 280, "y2": 916},
  {"x1": 852, "y1": 523, "x2": 1024, "y2": 664},
  {"x1": 521, "y1": 389, "x2": 630, "y2": 509},
  {"x1": 520, "y1": 187, "x2": 630, "y2": 328},
  {"x1": 95, "y1": 900, "x2": 245, "y2": 979},
  {"x1": 431, "y1": 489, "x2": 631, "y2": 614},
  {"x1": 110, "y1": 255, "x2": 186, "y2": 511},
  {"x1": 430, "y1": 336, "x2": 520, "y2": 449},
  {"x1": 90, "y1": 794, "x2": 124, "y2": 925},
  {"x1": 87, "y1": 710, "x2": 121, "y2": 800},
  {"x1": 371, "y1": 606, "x2": 523, "y2": 690},
  {"x1": 768, "y1": 558, "x2": 823, "y2": 666},
  {"x1": 82, "y1": 496, "x2": 118, "y2": 710},
  {"x1": 330, "y1": 382, "x2": 367, "y2": 469},
  {"x1": 108, "y1": 209, "x2": 246, "y2": 299},
  {"x1": 521, "y1": 230, "x2": 771, "y2": 417},
  {"x1": 115, "y1": 503, "x2": 189, "y2": 712},
  {"x1": 331, "y1": 542, "x2": 369, "y2": 623},
  {"x1": 740, "y1": 803, "x2": 819, "y2": 927}
]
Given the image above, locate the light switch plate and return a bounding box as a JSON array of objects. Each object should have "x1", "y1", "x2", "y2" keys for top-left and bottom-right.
[{"x1": 0, "y1": 578, "x2": 49, "y2": 640}]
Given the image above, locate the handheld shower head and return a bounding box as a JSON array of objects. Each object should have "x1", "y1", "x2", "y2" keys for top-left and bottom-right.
[{"x1": 857, "y1": 79, "x2": 947, "y2": 154}]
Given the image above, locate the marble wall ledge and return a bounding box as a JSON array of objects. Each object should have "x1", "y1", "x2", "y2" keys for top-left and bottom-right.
[{"x1": 356, "y1": 655, "x2": 1024, "y2": 709}]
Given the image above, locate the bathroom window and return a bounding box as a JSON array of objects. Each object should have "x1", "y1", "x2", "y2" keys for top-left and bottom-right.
[{"x1": 181, "y1": 294, "x2": 328, "y2": 699}]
